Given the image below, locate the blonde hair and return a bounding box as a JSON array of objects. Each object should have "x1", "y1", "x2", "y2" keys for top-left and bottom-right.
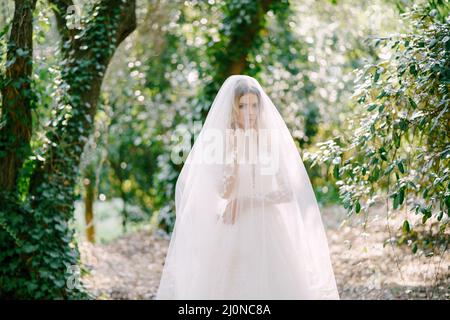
[{"x1": 230, "y1": 79, "x2": 261, "y2": 129}]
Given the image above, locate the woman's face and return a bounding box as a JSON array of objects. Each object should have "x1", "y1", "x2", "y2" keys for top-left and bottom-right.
[{"x1": 237, "y1": 93, "x2": 259, "y2": 129}]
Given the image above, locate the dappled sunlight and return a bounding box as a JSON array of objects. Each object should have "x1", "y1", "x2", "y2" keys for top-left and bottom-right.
[
  {"x1": 324, "y1": 204, "x2": 449, "y2": 299},
  {"x1": 0, "y1": 0, "x2": 447, "y2": 300}
]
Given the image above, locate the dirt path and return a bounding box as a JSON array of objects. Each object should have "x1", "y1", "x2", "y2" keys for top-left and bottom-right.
[{"x1": 79, "y1": 204, "x2": 449, "y2": 299}]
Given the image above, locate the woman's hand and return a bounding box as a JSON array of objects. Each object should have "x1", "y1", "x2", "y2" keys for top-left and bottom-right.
[{"x1": 222, "y1": 199, "x2": 238, "y2": 225}]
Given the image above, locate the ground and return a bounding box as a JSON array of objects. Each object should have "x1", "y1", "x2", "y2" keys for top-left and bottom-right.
[{"x1": 79, "y1": 203, "x2": 449, "y2": 299}]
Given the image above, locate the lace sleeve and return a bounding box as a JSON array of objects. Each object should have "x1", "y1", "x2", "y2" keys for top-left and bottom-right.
[
  {"x1": 219, "y1": 163, "x2": 237, "y2": 199},
  {"x1": 258, "y1": 171, "x2": 293, "y2": 204}
]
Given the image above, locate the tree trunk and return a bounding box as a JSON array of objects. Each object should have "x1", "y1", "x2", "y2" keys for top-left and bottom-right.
[
  {"x1": 0, "y1": 0, "x2": 137, "y2": 298},
  {"x1": 121, "y1": 191, "x2": 128, "y2": 233},
  {"x1": 224, "y1": 0, "x2": 275, "y2": 76},
  {"x1": 201, "y1": 0, "x2": 277, "y2": 120},
  {"x1": 0, "y1": 0, "x2": 37, "y2": 191},
  {"x1": 84, "y1": 178, "x2": 96, "y2": 243}
]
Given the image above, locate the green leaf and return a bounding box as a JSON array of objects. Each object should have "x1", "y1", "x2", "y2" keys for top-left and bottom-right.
[
  {"x1": 409, "y1": 64, "x2": 417, "y2": 76},
  {"x1": 393, "y1": 132, "x2": 401, "y2": 148},
  {"x1": 379, "y1": 147, "x2": 388, "y2": 161},
  {"x1": 367, "y1": 103, "x2": 377, "y2": 111},
  {"x1": 397, "y1": 161, "x2": 405, "y2": 174},
  {"x1": 393, "y1": 193, "x2": 399, "y2": 209},
  {"x1": 399, "y1": 188, "x2": 404, "y2": 205},
  {"x1": 423, "y1": 187, "x2": 430, "y2": 199},
  {"x1": 402, "y1": 220, "x2": 410, "y2": 233},
  {"x1": 333, "y1": 164, "x2": 339, "y2": 179},
  {"x1": 412, "y1": 242, "x2": 418, "y2": 254},
  {"x1": 355, "y1": 201, "x2": 361, "y2": 213},
  {"x1": 399, "y1": 119, "x2": 408, "y2": 131},
  {"x1": 374, "y1": 68, "x2": 382, "y2": 82},
  {"x1": 371, "y1": 166, "x2": 380, "y2": 181}
]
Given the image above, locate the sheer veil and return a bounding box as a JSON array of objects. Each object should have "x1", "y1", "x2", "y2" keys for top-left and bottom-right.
[{"x1": 156, "y1": 75, "x2": 339, "y2": 299}]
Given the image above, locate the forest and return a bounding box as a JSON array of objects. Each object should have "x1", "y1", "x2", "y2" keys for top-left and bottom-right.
[{"x1": 0, "y1": 0, "x2": 448, "y2": 299}]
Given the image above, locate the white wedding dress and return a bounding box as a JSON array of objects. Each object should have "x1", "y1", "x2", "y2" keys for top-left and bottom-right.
[
  {"x1": 208, "y1": 162, "x2": 314, "y2": 299},
  {"x1": 156, "y1": 75, "x2": 339, "y2": 300}
]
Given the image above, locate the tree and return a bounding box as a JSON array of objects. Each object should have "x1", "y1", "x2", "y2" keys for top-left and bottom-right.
[
  {"x1": 200, "y1": 0, "x2": 287, "y2": 120},
  {"x1": 0, "y1": 0, "x2": 36, "y2": 191},
  {"x1": 0, "y1": 0, "x2": 136, "y2": 298},
  {"x1": 307, "y1": 1, "x2": 449, "y2": 254}
]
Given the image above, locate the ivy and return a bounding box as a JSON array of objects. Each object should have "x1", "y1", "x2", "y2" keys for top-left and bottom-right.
[{"x1": 0, "y1": 0, "x2": 136, "y2": 299}]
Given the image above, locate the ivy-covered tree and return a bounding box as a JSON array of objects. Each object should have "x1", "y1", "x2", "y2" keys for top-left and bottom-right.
[
  {"x1": 199, "y1": 0, "x2": 289, "y2": 120},
  {"x1": 0, "y1": 0, "x2": 136, "y2": 298},
  {"x1": 0, "y1": 0, "x2": 36, "y2": 191}
]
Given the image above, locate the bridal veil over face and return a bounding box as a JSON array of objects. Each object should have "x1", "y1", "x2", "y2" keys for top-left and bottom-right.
[{"x1": 156, "y1": 75, "x2": 339, "y2": 299}]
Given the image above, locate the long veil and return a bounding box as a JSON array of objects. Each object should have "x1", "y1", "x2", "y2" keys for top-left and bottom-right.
[{"x1": 156, "y1": 75, "x2": 339, "y2": 299}]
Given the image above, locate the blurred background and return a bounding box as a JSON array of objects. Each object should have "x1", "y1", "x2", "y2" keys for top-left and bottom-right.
[{"x1": 0, "y1": 0, "x2": 448, "y2": 299}]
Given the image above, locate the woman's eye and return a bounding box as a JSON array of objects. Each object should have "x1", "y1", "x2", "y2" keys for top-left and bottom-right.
[{"x1": 239, "y1": 104, "x2": 244, "y2": 109}]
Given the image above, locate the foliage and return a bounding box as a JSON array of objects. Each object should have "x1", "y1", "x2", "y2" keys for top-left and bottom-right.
[
  {"x1": 0, "y1": 0, "x2": 135, "y2": 298},
  {"x1": 306, "y1": 1, "x2": 449, "y2": 254}
]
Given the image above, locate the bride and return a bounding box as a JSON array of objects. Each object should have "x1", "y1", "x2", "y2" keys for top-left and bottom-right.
[{"x1": 156, "y1": 75, "x2": 339, "y2": 300}]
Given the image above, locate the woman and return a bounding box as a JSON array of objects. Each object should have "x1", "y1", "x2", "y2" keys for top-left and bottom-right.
[{"x1": 156, "y1": 75, "x2": 339, "y2": 299}]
